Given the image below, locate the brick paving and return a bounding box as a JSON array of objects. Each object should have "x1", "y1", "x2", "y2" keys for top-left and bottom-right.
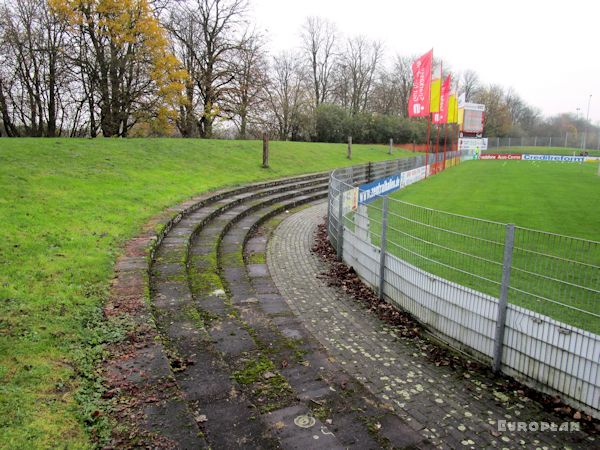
[{"x1": 268, "y1": 202, "x2": 597, "y2": 450}]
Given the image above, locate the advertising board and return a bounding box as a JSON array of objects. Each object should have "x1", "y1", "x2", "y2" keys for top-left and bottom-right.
[{"x1": 358, "y1": 175, "x2": 401, "y2": 204}]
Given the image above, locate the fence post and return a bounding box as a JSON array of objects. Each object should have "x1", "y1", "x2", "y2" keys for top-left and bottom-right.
[
  {"x1": 326, "y1": 174, "x2": 332, "y2": 240},
  {"x1": 534, "y1": 136, "x2": 537, "y2": 147},
  {"x1": 336, "y1": 185, "x2": 344, "y2": 261},
  {"x1": 508, "y1": 137, "x2": 511, "y2": 147},
  {"x1": 549, "y1": 136, "x2": 552, "y2": 147},
  {"x1": 367, "y1": 161, "x2": 372, "y2": 182},
  {"x1": 497, "y1": 137, "x2": 500, "y2": 148},
  {"x1": 347, "y1": 136, "x2": 352, "y2": 159},
  {"x1": 378, "y1": 196, "x2": 389, "y2": 300},
  {"x1": 493, "y1": 223, "x2": 515, "y2": 374},
  {"x1": 565, "y1": 133, "x2": 568, "y2": 148},
  {"x1": 389, "y1": 138, "x2": 393, "y2": 155}
]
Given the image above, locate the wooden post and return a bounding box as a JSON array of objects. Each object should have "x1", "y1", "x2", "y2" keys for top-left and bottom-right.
[
  {"x1": 262, "y1": 133, "x2": 269, "y2": 168},
  {"x1": 389, "y1": 138, "x2": 393, "y2": 155},
  {"x1": 347, "y1": 136, "x2": 352, "y2": 159}
]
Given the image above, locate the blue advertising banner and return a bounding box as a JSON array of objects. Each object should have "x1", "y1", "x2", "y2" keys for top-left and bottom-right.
[
  {"x1": 522, "y1": 154, "x2": 585, "y2": 163},
  {"x1": 358, "y1": 175, "x2": 401, "y2": 204}
]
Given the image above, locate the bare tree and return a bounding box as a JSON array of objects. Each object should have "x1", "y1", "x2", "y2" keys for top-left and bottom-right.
[
  {"x1": 168, "y1": 7, "x2": 202, "y2": 137},
  {"x1": 0, "y1": 0, "x2": 70, "y2": 136},
  {"x1": 333, "y1": 36, "x2": 382, "y2": 115},
  {"x1": 265, "y1": 51, "x2": 309, "y2": 140},
  {"x1": 370, "y1": 54, "x2": 413, "y2": 116},
  {"x1": 460, "y1": 69, "x2": 480, "y2": 102},
  {"x1": 394, "y1": 55, "x2": 414, "y2": 117},
  {"x1": 168, "y1": 0, "x2": 248, "y2": 138},
  {"x1": 225, "y1": 32, "x2": 269, "y2": 138},
  {"x1": 473, "y1": 84, "x2": 512, "y2": 137},
  {"x1": 300, "y1": 16, "x2": 337, "y2": 109}
]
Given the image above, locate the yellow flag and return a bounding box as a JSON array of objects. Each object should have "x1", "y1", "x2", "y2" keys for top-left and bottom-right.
[
  {"x1": 458, "y1": 108, "x2": 464, "y2": 126},
  {"x1": 447, "y1": 94, "x2": 457, "y2": 123},
  {"x1": 430, "y1": 78, "x2": 441, "y2": 113}
]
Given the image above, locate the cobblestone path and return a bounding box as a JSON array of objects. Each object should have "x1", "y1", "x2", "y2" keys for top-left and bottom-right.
[{"x1": 269, "y1": 202, "x2": 596, "y2": 450}]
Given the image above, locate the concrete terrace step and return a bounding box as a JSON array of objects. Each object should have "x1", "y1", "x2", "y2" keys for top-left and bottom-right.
[
  {"x1": 149, "y1": 168, "x2": 429, "y2": 449},
  {"x1": 149, "y1": 176, "x2": 337, "y2": 449}
]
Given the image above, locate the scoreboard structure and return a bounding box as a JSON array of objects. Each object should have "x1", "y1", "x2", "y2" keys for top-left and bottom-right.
[{"x1": 459, "y1": 102, "x2": 485, "y2": 138}]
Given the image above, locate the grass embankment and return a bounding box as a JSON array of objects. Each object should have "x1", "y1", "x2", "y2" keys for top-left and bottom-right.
[
  {"x1": 0, "y1": 138, "x2": 412, "y2": 448},
  {"x1": 366, "y1": 160, "x2": 600, "y2": 333},
  {"x1": 487, "y1": 146, "x2": 600, "y2": 157}
]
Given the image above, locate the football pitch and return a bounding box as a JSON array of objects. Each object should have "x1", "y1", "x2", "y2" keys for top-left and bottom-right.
[{"x1": 365, "y1": 160, "x2": 600, "y2": 333}]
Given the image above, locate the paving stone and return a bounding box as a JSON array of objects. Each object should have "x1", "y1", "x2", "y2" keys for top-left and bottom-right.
[
  {"x1": 143, "y1": 399, "x2": 208, "y2": 449},
  {"x1": 199, "y1": 398, "x2": 278, "y2": 449},
  {"x1": 208, "y1": 320, "x2": 256, "y2": 356},
  {"x1": 151, "y1": 262, "x2": 183, "y2": 278},
  {"x1": 195, "y1": 295, "x2": 227, "y2": 317},
  {"x1": 247, "y1": 263, "x2": 270, "y2": 278},
  {"x1": 263, "y1": 404, "x2": 345, "y2": 449},
  {"x1": 177, "y1": 362, "x2": 234, "y2": 403}
]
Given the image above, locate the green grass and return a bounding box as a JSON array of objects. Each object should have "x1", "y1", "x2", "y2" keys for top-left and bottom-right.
[
  {"x1": 0, "y1": 137, "x2": 413, "y2": 448},
  {"x1": 487, "y1": 146, "x2": 600, "y2": 157},
  {"x1": 361, "y1": 160, "x2": 600, "y2": 333}
]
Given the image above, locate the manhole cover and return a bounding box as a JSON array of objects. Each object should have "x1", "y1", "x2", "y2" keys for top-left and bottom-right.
[{"x1": 294, "y1": 415, "x2": 316, "y2": 428}]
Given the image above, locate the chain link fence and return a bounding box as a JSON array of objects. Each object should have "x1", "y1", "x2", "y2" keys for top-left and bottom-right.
[
  {"x1": 327, "y1": 157, "x2": 600, "y2": 419},
  {"x1": 487, "y1": 134, "x2": 600, "y2": 151}
]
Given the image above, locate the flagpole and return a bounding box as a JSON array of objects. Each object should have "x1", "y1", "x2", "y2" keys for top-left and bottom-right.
[
  {"x1": 425, "y1": 115, "x2": 431, "y2": 177},
  {"x1": 443, "y1": 123, "x2": 448, "y2": 170},
  {"x1": 425, "y1": 50, "x2": 433, "y2": 179},
  {"x1": 435, "y1": 122, "x2": 441, "y2": 174}
]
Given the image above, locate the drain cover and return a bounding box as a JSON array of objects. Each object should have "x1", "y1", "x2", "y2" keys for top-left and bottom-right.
[{"x1": 294, "y1": 415, "x2": 316, "y2": 428}]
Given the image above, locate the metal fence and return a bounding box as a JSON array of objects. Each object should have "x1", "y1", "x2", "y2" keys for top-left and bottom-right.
[
  {"x1": 487, "y1": 134, "x2": 600, "y2": 151},
  {"x1": 327, "y1": 157, "x2": 600, "y2": 419}
]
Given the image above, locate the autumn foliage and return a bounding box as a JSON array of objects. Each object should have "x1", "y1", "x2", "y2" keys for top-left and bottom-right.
[{"x1": 49, "y1": 0, "x2": 187, "y2": 136}]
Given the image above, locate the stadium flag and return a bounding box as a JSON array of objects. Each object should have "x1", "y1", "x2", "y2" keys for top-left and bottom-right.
[
  {"x1": 408, "y1": 49, "x2": 433, "y2": 117},
  {"x1": 446, "y1": 94, "x2": 457, "y2": 123},
  {"x1": 430, "y1": 79, "x2": 440, "y2": 113},
  {"x1": 429, "y1": 62, "x2": 442, "y2": 113},
  {"x1": 448, "y1": 94, "x2": 458, "y2": 123},
  {"x1": 433, "y1": 74, "x2": 451, "y2": 124}
]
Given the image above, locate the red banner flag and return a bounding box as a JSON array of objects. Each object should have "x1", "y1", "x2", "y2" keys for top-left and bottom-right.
[
  {"x1": 408, "y1": 49, "x2": 433, "y2": 117},
  {"x1": 433, "y1": 74, "x2": 451, "y2": 124}
]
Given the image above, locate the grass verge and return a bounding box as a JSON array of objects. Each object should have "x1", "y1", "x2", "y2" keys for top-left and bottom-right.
[{"x1": 0, "y1": 137, "x2": 411, "y2": 447}]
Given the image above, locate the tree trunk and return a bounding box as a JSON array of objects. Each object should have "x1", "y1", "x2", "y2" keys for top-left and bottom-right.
[
  {"x1": 47, "y1": 52, "x2": 57, "y2": 137},
  {"x1": 0, "y1": 80, "x2": 19, "y2": 137}
]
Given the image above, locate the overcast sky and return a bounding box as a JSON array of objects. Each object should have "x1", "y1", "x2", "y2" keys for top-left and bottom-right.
[{"x1": 250, "y1": 0, "x2": 598, "y2": 124}]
